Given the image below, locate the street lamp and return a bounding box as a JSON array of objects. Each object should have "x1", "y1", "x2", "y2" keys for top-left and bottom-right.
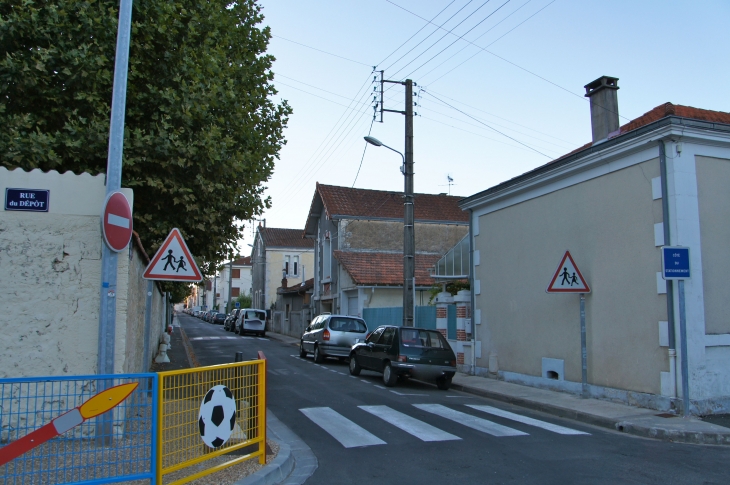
[
  {"x1": 363, "y1": 135, "x2": 415, "y2": 327},
  {"x1": 364, "y1": 136, "x2": 405, "y2": 174}
]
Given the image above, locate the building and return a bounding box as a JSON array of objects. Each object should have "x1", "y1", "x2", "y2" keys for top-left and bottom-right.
[
  {"x1": 459, "y1": 76, "x2": 730, "y2": 414},
  {"x1": 0, "y1": 167, "x2": 167, "y2": 377},
  {"x1": 250, "y1": 226, "x2": 314, "y2": 310},
  {"x1": 273, "y1": 277, "x2": 314, "y2": 338},
  {"x1": 212, "y1": 256, "x2": 253, "y2": 312},
  {"x1": 303, "y1": 183, "x2": 469, "y2": 318}
]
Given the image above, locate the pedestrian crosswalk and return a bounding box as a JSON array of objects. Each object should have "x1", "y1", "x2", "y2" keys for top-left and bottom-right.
[{"x1": 299, "y1": 404, "x2": 589, "y2": 448}]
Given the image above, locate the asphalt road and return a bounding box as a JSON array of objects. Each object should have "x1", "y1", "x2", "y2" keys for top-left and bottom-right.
[{"x1": 178, "y1": 313, "x2": 730, "y2": 484}]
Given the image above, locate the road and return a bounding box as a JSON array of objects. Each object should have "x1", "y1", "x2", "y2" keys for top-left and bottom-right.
[{"x1": 178, "y1": 313, "x2": 729, "y2": 484}]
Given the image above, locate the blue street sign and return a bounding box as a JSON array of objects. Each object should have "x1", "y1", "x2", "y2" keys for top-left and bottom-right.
[
  {"x1": 235, "y1": 302, "x2": 240, "y2": 308},
  {"x1": 5, "y1": 188, "x2": 49, "y2": 212},
  {"x1": 662, "y1": 246, "x2": 690, "y2": 280}
]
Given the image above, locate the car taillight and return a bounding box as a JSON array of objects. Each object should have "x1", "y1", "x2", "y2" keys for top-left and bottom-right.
[
  {"x1": 323, "y1": 329, "x2": 330, "y2": 341},
  {"x1": 397, "y1": 355, "x2": 407, "y2": 362},
  {"x1": 449, "y1": 360, "x2": 456, "y2": 367}
]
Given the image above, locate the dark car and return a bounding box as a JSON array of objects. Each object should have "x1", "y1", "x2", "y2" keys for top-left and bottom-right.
[
  {"x1": 212, "y1": 312, "x2": 226, "y2": 325},
  {"x1": 224, "y1": 309, "x2": 241, "y2": 331},
  {"x1": 349, "y1": 326, "x2": 457, "y2": 390}
]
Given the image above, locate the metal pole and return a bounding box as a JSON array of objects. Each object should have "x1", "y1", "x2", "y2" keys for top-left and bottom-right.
[
  {"x1": 580, "y1": 294, "x2": 588, "y2": 398},
  {"x1": 678, "y1": 280, "x2": 690, "y2": 416},
  {"x1": 403, "y1": 79, "x2": 415, "y2": 327},
  {"x1": 227, "y1": 259, "x2": 234, "y2": 313},
  {"x1": 142, "y1": 280, "x2": 153, "y2": 371},
  {"x1": 97, "y1": 0, "x2": 134, "y2": 376}
]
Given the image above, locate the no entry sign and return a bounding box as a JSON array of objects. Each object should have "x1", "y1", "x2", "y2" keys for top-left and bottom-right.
[{"x1": 102, "y1": 191, "x2": 133, "y2": 252}]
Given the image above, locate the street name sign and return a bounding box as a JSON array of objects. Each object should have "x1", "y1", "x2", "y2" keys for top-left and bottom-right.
[
  {"x1": 5, "y1": 188, "x2": 49, "y2": 212},
  {"x1": 102, "y1": 191, "x2": 133, "y2": 252},
  {"x1": 546, "y1": 251, "x2": 590, "y2": 293},
  {"x1": 662, "y1": 246, "x2": 690, "y2": 280},
  {"x1": 143, "y1": 228, "x2": 202, "y2": 282}
]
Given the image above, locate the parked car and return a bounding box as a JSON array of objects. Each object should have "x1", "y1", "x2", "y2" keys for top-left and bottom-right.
[
  {"x1": 300, "y1": 314, "x2": 369, "y2": 363},
  {"x1": 224, "y1": 309, "x2": 241, "y2": 331},
  {"x1": 235, "y1": 309, "x2": 267, "y2": 336},
  {"x1": 349, "y1": 326, "x2": 457, "y2": 390},
  {"x1": 212, "y1": 312, "x2": 226, "y2": 325}
]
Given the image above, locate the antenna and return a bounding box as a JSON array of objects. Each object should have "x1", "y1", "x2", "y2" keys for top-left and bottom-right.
[{"x1": 438, "y1": 174, "x2": 456, "y2": 195}]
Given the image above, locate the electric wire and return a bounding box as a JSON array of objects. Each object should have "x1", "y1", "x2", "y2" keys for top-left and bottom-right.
[
  {"x1": 423, "y1": 90, "x2": 551, "y2": 157},
  {"x1": 272, "y1": 35, "x2": 372, "y2": 67},
  {"x1": 386, "y1": 0, "x2": 630, "y2": 121},
  {"x1": 352, "y1": 117, "x2": 376, "y2": 187}
]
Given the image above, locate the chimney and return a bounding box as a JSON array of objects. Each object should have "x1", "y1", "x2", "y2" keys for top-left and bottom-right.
[{"x1": 584, "y1": 76, "x2": 620, "y2": 143}]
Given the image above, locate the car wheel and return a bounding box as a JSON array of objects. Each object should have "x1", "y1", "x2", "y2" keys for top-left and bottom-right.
[
  {"x1": 260, "y1": 331, "x2": 266, "y2": 337},
  {"x1": 299, "y1": 343, "x2": 307, "y2": 358},
  {"x1": 437, "y1": 376, "x2": 452, "y2": 391},
  {"x1": 313, "y1": 345, "x2": 324, "y2": 363},
  {"x1": 383, "y1": 363, "x2": 397, "y2": 387},
  {"x1": 349, "y1": 354, "x2": 361, "y2": 376}
]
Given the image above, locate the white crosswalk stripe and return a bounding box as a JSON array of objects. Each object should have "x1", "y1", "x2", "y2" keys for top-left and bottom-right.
[
  {"x1": 413, "y1": 404, "x2": 528, "y2": 437},
  {"x1": 300, "y1": 407, "x2": 386, "y2": 448},
  {"x1": 359, "y1": 405, "x2": 460, "y2": 442},
  {"x1": 467, "y1": 405, "x2": 589, "y2": 435}
]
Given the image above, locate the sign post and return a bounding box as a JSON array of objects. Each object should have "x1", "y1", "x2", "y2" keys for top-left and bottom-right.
[
  {"x1": 547, "y1": 251, "x2": 591, "y2": 398},
  {"x1": 662, "y1": 246, "x2": 691, "y2": 416}
]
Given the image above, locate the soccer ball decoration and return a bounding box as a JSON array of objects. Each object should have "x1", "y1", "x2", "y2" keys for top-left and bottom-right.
[{"x1": 198, "y1": 385, "x2": 237, "y2": 448}]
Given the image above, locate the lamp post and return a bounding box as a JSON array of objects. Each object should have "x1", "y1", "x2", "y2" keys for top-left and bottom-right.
[{"x1": 364, "y1": 135, "x2": 415, "y2": 327}]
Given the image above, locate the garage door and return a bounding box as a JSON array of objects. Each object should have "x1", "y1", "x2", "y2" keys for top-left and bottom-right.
[{"x1": 347, "y1": 296, "x2": 358, "y2": 316}]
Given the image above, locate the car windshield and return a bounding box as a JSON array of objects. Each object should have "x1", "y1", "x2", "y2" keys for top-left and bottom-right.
[
  {"x1": 328, "y1": 317, "x2": 367, "y2": 333},
  {"x1": 400, "y1": 329, "x2": 448, "y2": 349}
]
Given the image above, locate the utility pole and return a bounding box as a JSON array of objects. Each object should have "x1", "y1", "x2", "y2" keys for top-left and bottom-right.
[{"x1": 377, "y1": 72, "x2": 416, "y2": 327}]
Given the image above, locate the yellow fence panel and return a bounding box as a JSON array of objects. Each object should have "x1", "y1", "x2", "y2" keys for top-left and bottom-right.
[{"x1": 156, "y1": 359, "x2": 266, "y2": 485}]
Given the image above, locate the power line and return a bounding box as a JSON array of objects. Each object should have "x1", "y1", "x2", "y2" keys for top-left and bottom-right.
[
  {"x1": 352, "y1": 118, "x2": 375, "y2": 187},
  {"x1": 423, "y1": 90, "x2": 551, "y2": 157},
  {"x1": 272, "y1": 35, "x2": 372, "y2": 67},
  {"x1": 385, "y1": 0, "x2": 630, "y2": 122},
  {"x1": 424, "y1": 0, "x2": 555, "y2": 85},
  {"x1": 382, "y1": 0, "x2": 476, "y2": 73},
  {"x1": 376, "y1": 0, "x2": 459, "y2": 68},
  {"x1": 400, "y1": 0, "x2": 513, "y2": 80}
]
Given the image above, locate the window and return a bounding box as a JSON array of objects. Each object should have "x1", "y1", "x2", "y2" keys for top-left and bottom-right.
[
  {"x1": 231, "y1": 287, "x2": 240, "y2": 297},
  {"x1": 366, "y1": 327, "x2": 384, "y2": 343},
  {"x1": 284, "y1": 255, "x2": 299, "y2": 276},
  {"x1": 285, "y1": 304, "x2": 291, "y2": 320},
  {"x1": 379, "y1": 327, "x2": 395, "y2": 346},
  {"x1": 232, "y1": 269, "x2": 240, "y2": 278},
  {"x1": 293, "y1": 255, "x2": 299, "y2": 276},
  {"x1": 400, "y1": 329, "x2": 448, "y2": 348}
]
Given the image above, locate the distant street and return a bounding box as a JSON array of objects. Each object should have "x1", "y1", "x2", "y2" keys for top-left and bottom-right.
[{"x1": 178, "y1": 313, "x2": 730, "y2": 485}]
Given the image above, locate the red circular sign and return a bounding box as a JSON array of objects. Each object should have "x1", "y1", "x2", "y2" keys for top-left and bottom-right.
[{"x1": 102, "y1": 191, "x2": 133, "y2": 252}]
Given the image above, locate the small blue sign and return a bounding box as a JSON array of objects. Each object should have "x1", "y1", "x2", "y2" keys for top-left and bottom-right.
[
  {"x1": 662, "y1": 246, "x2": 690, "y2": 280},
  {"x1": 235, "y1": 302, "x2": 241, "y2": 308},
  {"x1": 5, "y1": 188, "x2": 49, "y2": 212}
]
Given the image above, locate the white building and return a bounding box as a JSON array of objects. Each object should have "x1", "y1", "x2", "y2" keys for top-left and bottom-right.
[{"x1": 213, "y1": 256, "x2": 253, "y2": 312}]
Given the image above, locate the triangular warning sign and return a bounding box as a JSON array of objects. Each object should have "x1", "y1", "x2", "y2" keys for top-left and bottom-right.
[
  {"x1": 546, "y1": 251, "x2": 590, "y2": 293},
  {"x1": 143, "y1": 228, "x2": 203, "y2": 282}
]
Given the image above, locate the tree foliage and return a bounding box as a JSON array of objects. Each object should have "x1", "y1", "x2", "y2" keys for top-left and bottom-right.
[{"x1": 0, "y1": 0, "x2": 291, "y2": 274}]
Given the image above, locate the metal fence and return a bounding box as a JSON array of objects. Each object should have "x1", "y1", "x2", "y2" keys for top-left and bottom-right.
[
  {"x1": 157, "y1": 359, "x2": 266, "y2": 484},
  {"x1": 363, "y1": 306, "x2": 455, "y2": 339},
  {"x1": 0, "y1": 373, "x2": 157, "y2": 485}
]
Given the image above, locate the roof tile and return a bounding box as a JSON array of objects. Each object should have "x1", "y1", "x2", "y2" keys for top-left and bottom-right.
[
  {"x1": 260, "y1": 227, "x2": 314, "y2": 249},
  {"x1": 334, "y1": 250, "x2": 441, "y2": 286}
]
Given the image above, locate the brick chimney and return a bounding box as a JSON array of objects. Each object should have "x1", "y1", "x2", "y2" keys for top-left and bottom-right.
[{"x1": 584, "y1": 76, "x2": 620, "y2": 143}]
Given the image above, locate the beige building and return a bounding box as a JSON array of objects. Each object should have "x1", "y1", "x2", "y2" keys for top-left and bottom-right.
[
  {"x1": 250, "y1": 226, "x2": 314, "y2": 310},
  {"x1": 0, "y1": 167, "x2": 167, "y2": 377},
  {"x1": 460, "y1": 77, "x2": 730, "y2": 414}
]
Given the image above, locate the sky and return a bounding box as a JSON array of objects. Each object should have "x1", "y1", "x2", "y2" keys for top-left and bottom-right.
[{"x1": 236, "y1": 0, "x2": 730, "y2": 253}]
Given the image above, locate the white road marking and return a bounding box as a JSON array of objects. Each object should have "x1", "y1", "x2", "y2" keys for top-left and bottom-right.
[
  {"x1": 374, "y1": 385, "x2": 386, "y2": 389},
  {"x1": 390, "y1": 391, "x2": 427, "y2": 396},
  {"x1": 359, "y1": 405, "x2": 460, "y2": 442},
  {"x1": 300, "y1": 407, "x2": 385, "y2": 448},
  {"x1": 466, "y1": 405, "x2": 590, "y2": 435},
  {"x1": 360, "y1": 379, "x2": 370, "y2": 384},
  {"x1": 337, "y1": 372, "x2": 346, "y2": 375},
  {"x1": 413, "y1": 404, "x2": 527, "y2": 437}
]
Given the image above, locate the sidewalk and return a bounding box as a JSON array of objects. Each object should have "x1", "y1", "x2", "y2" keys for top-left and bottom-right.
[{"x1": 267, "y1": 330, "x2": 730, "y2": 446}]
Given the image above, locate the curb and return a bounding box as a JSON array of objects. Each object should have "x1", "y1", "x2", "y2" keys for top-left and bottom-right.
[
  {"x1": 451, "y1": 382, "x2": 730, "y2": 446},
  {"x1": 233, "y1": 442, "x2": 294, "y2": 485}
]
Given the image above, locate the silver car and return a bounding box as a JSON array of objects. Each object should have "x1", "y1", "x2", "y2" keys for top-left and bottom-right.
[{"x1": 300, "y1": 314, "x2": 369, "y2": 363}]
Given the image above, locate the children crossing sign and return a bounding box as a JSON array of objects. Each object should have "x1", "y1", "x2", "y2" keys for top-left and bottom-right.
[
  {"x1": 546, "y1": 251, "x2": 590, "y2": 293},
  {"x1": 143, "y1": 228, "x2": 203, "y2": 282}
]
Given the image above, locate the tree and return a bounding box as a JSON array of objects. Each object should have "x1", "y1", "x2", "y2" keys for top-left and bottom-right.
[
  {"x1": 235, "y1": 293, "x2": 252, "y2": 309},
  {"x1": 0, "y1": 0, "x2": 291, "y2": 274}
]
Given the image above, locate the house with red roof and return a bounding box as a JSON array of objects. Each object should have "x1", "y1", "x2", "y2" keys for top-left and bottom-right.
[
  {"x1": 250, "y1": 226, "x2": 314, "y2": 310},
  {"x1": 303, "y1": 184, "x2": 468, "y2": 318},
  {"x1": 459, "y1": 76, "x2": 730, "y2": 415}
]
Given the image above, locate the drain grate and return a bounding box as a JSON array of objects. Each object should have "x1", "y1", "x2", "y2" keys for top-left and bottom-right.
[{"x1": 655, "y1": 413, "x2": 678, "y2": 418}]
